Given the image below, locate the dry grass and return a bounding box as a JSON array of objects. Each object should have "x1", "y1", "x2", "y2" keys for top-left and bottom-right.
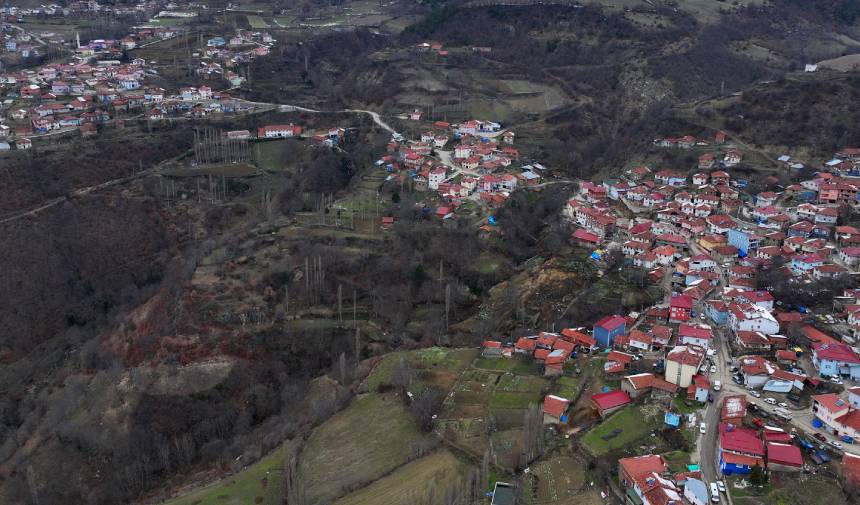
[{"x1": 332, "y1": 450, "x2": 466, "y2": 505}]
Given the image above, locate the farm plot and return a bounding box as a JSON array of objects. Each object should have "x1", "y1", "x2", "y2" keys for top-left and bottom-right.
[
  {"x1": 162, "y1": 444, "x2": 287, "y2": 505},
  {"x1": 366, "y1": 347, "x2": 478, "y2": 392},
  {"x1": 581, "y1": 404, "x2": 661, "y2": 455},
  {"x1": 332, "y1": 450, "x2": 466, "y2": 505},
  {"x1": 246, "y1": 15, "x2": 270, "y2": 28},
  {"x1": 299, "y1": 393, "x2": 434, "y2": 505},
  {"x1": 531, "y1": 453, "x2": 589, "y2": 504}
]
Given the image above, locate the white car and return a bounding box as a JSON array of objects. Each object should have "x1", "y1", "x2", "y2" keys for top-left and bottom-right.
[
  {"x1": 700, "y1": 313, "x2": 706, "y2": 319},
  {"x1": 700, "y1": 422, "x2": 707, "y2": 434},
  {"x1": 765, "y1": 397, "x2": 777, "y2": 405},
  {"x1": 750, "y1": 391, "x2": 761, "y2": 398},
  {"x1": 778, "y1": 402, "x2": 788, "y2": 408},
  {"x1": 713, "y1": 380, "x2": 722, "y2": 391},
  {"x1": 717, "y1": 481, "x2": 726, "y2": 493},
  {"x1": 831, "y1": 377, "x2": 844, "y2": 385},
  {"x1": 710, "y1": 365, "x2": 717, "y2": 373},
  {"x1": 830, "y1": 440, "x2": 843, "y2": 450}
]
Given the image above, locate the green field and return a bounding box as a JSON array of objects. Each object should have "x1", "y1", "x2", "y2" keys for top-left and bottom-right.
[
  {"x1": 299, "y1": 392, "x2": 433, "y2": 504},
  {"x1": 496, "y1": 373, "x2": 546, "y2": 393},
  {"x1": 246, "y1": 15, "x2": 270, "y2": 29},
  {"x1": 729, "y1": 475, "x2": 849, "y2": 505},
  {"x1": 581, "y1": 406, "x2": 659, "y2": 455},
  {"x1": 488, "y1": 391, "x2": 542, "y2": 409},
  {"x1": 163, "y1": 445, "x2": 287, "y2": 505},
  {"x1": 332, "y1": 450, "x2": 466, "y2": 505},
  {"x1": 555, "y1": 376, "x2": 582, "y2": 399},
  {"x1": 366, "y1": 347, "x2": 477, "y2": 392},
  {"x1": 473, "y1": 357, "x2": 536, "y2": 374}
]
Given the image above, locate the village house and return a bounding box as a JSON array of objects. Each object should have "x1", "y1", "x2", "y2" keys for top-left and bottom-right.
[
  {"x1": 590, "y1": 390, "x2": 631, "y2": 418},
  {"x1": 718, "y1": 423, "x2": 765, "y2": 475},
  {"x1": 593, "y1": 314, "x2": 626, "y2": 347},
  {"x1": 728, "y1": 303, "x2": 779, "y2": 335},
  {"x1": 811, "y1": 393, "x2": 860, "y2": 441},
  {"x1": 678, "y1": 324, "x2": 713, "y2": 349},
  {"x1": 542, "y1": 395, "x2": 570, "y2": 424},
  {"x1": 257, "y1": 124, "x2": 302, "y2": 139},
  {"x1": 665, "y1": 345, "x2": 705, "y2": 387},
  {"x1": 812, "y1": 343, "x2": 860, "y2": 380}
]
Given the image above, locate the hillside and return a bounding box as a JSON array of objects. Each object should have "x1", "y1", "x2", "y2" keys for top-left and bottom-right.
[{"x1": 0, "y1": 0, "x2": 859, "y2": 504}]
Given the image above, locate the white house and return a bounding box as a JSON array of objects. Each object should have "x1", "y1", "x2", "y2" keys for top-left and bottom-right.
[
  {"x1": 728, "y1": 303, "x2": 779, "y2": 335},
  {"x1": 428, "y1": 167, "x2": 446, "y2": 190}
]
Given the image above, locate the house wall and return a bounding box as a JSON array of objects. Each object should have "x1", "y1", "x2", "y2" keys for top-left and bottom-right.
[
  {"x1": 768, "y1": 462, "x2": 801, "y2": 473},
  {"x1": 665, "y1": 361, "x2": 696, "y2": 388}
]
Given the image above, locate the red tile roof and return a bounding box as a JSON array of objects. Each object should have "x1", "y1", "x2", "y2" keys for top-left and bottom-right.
[
  {"x1": 766, "y1": 442, "x2": 803, "y2": 467},
  {"x1": 720, "y1": 395, "x2": 747, "y2": 421},
  {"x1": 678, "y1": 324, "x2": 713, "y2": 340},
  {"x1": 670, "y1": 294, "x2": 693, "y2": 309},
  {"x1": 560, "y1": 328, "x2": 596, "y2": 347},
  {"x1": 543, "y1": 394, "x2": 570, "y2": 419},
  {"x1": 607, "y1": 350, "x2": 634, "y2": 364},
  {"x1": 814, "y1": 342, "x2": 860, "y2": 364},
  {"x1": 843, "y1": 453, "x2": 860, "y2": 487},
  {"x1": 619, "y1": 455, "x2": 668, "y2": 483},
  {"x1": 667, "y1": 345, "x2": 704, "y2": 366},
  {"x1": 719, "y1": 423, "x2": 765, "y2": 456},
  {"x1": 625, "y1": 373, "x2": 656, "y2": 390},
  {"x1": 812, "y1": 393, "x2": 849, "y2": 414},
  {"x1": 515, "y1": 337, "x2": 536, "y2": 351},
  {"x1": 595, "y1": 314, "x2": 626, "y2": 331},
  {"x1": 591, "y1": 390, "x2": 632, "y2": 411}
]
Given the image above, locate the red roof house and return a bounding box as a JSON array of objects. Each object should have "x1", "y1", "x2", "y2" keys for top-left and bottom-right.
[{"x1": 590, "y1": 390, "x2": 632, "y2": 418}]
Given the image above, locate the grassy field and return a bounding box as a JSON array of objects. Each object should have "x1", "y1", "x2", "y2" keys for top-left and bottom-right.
[
  {"x1": 300, "y1": 392, "x2": 433, "y2": 504},
  {"x1": 663, "y1": 450, "x2": 691, "y2": 474},
  {"x1": 246, "y1": 15, "x2": 270, "y2": 29},
  {"x1": 581, "y1": 405, "x2": 660, "y2": 455},
  {"x1": 332, "y1": 450, "x2": 466, "y2": 505},
  {"x1": 255, "y1": 139, "x2": 290, "y2": 172},
  {"x1": 555, "y1": 376, "x2": 582, "y2": 400},
  {"x1": 729, "y1": 475, "x2": 848, "y2": 505},
  {"x1": 488, "y1": 391, "x2": 542, "y2": 409},
  {"x1": 366, "y1": 347, "x2": 478, "y2": 392},
  {"x1": 163, "y1": 444, "x2": 287, "y2": 505},
  {"x1": 530, "y1": 453, "x2": 593, "y2": 504},
  {"x1": 473, "y1": 357, "x2": 536, "y2": 374},
  {"x1": 475, "y1": 251, "x2": 506, "y2": 274}
]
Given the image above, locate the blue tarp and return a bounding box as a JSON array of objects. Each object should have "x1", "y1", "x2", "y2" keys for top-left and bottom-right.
[
  {"x1": 488, "y1": 216, "x2": 498, "y2": 226},
  {"x1": 812, "y1": 418, "x2": 823, "y2": 428},
  {"x1": 590, "y1": 251, "x2": 602, "y2": 261},
  {"x1": 664, "y1": 412, "x2": 681, "y2": 428}
]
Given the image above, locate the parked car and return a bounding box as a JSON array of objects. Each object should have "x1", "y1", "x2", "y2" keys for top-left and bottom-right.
[
  {"x1": 710, "y1": 482, "x2": 720, "y2": 503},
  {"x1": 829, "y1": 440, "x2": 843, "y2": 450},
  {"x1": 787, "y1": 393, "x2": 800, "y2": 403},
  {"x1": 757, "y1": 410, "x2": 769, "y2": 418},
  {"x1": 700, "y1": 422, "x2": 707, "y2": 434},
  {"x1": 813, "y1": 433, "x2": 827, "y2": 442},
  {"x1": 713, "y1": 380, "x2": 722, "y2": 391},
  {"x1": 778, "y1": 402, "x2": 788, "y2": 408},
  {"x1": 751, "y1": 417, "x2": 764, "y2": 428},
  {"x1": 750, "y1": 391, "x2": 761, "y2": 398},
  {"x1": 710, "y1": 365, "x2": 717, "y2": 373},
  {"x1": 717, "y1": 481, "x2": 726, "y2": 493},
  {"x1": 765, "y1": 397, "x2": 777, "y2": 405},
  {"x1": 831, "y1": 377, "x2": 844, "y2": 385}
]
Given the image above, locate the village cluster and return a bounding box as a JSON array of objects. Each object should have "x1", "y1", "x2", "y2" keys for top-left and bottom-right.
[
  {"x1": 478, "y1": 133, "x2": 860, "y2": 504},
  {"x1": 0, "y1": 2, "x2": 275, "y2": 148},
  {"x1": 373, "y1": 113, "x2": 542, "y2": 220}
]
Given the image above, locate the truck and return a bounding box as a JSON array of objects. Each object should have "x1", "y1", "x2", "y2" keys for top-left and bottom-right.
[{"x1": 773, "y1": 407, "x2": 792, "y2": 420}]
